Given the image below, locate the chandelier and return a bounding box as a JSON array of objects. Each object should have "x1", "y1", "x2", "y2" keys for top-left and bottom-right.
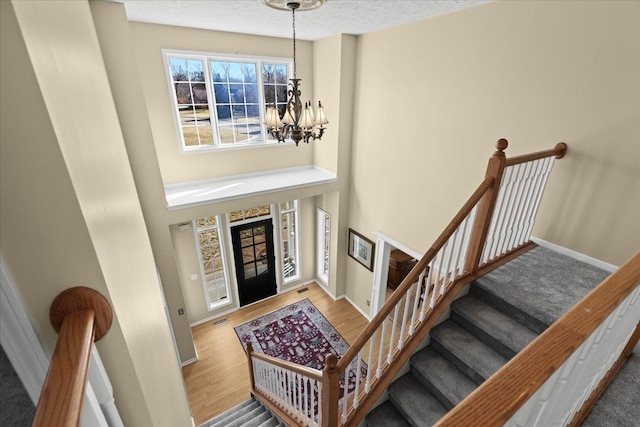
[{"x1": 262, "y1": 0, "x2": 328, "y2": 146}]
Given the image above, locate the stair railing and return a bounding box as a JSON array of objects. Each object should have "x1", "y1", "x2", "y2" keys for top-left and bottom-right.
[
  {"x1": 436, "y1": 251, "x2": 640, "y2": 427},
  {"x1": 245, "y1": 139, "x2": 567, "y2": 426},
  {"x1": 32, "y1": 287, "x2": 112, "y2": 427}
]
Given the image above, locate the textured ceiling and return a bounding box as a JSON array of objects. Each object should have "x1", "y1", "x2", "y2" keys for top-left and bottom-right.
[{"x1": 110, "y1": 0, "x2": 490, "y2": 41}]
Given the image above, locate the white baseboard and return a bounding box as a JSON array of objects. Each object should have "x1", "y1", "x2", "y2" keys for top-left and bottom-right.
[
  {"x1": 181, "y1": 356, "x2": 199, "y2": 367},
  {"x1": 338, "y1": 294, "x2": 371, "y2": 321},
  {"x1": 315, "y1": 280, "x2": 339, "y2": 301},
  {"x1": 531, "y1": 237, "x2": 618, "y2": 273},
  {"x1": 189, "y1": 279, "x2": 318, "y2": 327}
]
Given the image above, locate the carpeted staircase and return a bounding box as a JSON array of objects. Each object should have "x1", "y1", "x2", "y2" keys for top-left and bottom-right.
[
  {"x1": 365, "y1": 245, "x2": 611, "y2": 426},
  {"x1": 199, "y1": 397, "x2": 285, "y2": 427}
]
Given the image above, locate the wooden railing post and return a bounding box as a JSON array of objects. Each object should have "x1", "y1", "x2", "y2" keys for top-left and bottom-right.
[
  {"x1": 464, "y1": 138, "x2": 508, "y2": 274},
  {"x1": 33, "y1": 287, "x2": 112, "y2": 427},
  {"x1": 246, "y1": 342, "x2": 256, "y2": 391},
  {"x1": 321, "y1": 353, "x2": 339, "y2": 427}
]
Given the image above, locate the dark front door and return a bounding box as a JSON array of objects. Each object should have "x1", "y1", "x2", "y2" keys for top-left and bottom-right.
[{"x1": 231, "y1": 219, "x2": 277, "y2": 307}]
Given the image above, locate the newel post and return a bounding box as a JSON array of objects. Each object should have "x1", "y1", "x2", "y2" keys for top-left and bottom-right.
[
  {"x1": 464, "y1": 139, "x2": 509, "y2": 274},
  {"x1": 246, "y1": 342, "x2": 256, "y2": 391},
  {"x1": 33, "y1": 287, "x2": 112, "y2": 427},
  {"x1": 321, "y1": 353, "x2": 339, "y2": 427}
]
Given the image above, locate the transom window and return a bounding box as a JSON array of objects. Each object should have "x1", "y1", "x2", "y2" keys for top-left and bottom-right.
[
  {"x1": 164, "y1": 51, "x2": 292, "y2": 150},
  {"x1": 229, "y1": 205, "x2": 271, "y2": 223}
]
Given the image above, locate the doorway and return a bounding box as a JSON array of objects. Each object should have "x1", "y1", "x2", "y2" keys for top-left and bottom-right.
[{"x1": 231, "y1": 219, "x2": 277, "y2": 307}]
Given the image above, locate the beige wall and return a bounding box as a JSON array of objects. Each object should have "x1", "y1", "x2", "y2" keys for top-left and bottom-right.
[
  {"x1": 345, "y1": 0, "x2": 640, "y2": 313},
  {"x1": 2, "y1": 1, "x2": 191, "y2": 425},
  {"x1": 129, "y1": 21, "x2": 315, "y2": 184}
]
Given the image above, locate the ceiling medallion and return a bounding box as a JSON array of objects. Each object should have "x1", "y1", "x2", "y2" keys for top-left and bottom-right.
[{"x1": 261, "y1": 0, "x2": 326, "y2": 12}]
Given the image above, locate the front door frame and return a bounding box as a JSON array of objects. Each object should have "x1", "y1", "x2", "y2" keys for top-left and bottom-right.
[{"x1": 230, "y1": 217, "x2": 278, "y2": 307}]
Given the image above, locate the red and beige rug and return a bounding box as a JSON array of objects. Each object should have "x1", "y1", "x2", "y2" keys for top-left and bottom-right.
[{"x1": 234, "y1": 298, "x2": 366, "y2": 399}]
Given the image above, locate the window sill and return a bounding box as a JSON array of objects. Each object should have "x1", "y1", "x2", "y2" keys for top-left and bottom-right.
[
  {"x1": 208, "y1": 298, "x2": 233, "y2": 312},
  {"x1": 181, "y1": 139, "x2": 298, "y2": 154},
  {"x1": 164, "y1": 166, "x2": 337, "y2": 210}
]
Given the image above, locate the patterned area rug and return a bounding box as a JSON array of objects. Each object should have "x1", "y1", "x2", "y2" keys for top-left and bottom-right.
[{"x1": 235, "y1": 298, "x2": 366, "y2": 399}]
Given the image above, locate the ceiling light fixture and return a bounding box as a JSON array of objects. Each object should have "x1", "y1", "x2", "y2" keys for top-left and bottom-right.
[{"x1": 262, "y1": 0, "x2": 328, "y2": 146}]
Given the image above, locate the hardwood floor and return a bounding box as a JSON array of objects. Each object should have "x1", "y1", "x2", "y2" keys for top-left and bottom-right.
[{"x1": 182, "y1": 283, "x2": 370, "y2": 426}]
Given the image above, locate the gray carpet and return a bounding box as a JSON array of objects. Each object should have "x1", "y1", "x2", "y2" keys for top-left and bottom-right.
[
  {"x1": 473, "y1": 246, "x2": 610, "y2": 331},
  {"x1": 0, "y1": 346, "x2": 35, "y2": 426}
]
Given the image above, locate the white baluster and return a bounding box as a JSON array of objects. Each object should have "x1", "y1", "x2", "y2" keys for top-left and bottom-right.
[
  {"x1": 421, "y1": 260, "x2": 435, "y2": 318},
  {"x1": 409, "y1": 270, "x2": 425, "y2": 335},
  {"x1": 341, "y1": 361, "x2": 350, "y2": 423},
  {"x1": 398, "y1": 284, "x2": 413, "y2": 349},
  {"x1": 365, "y1": 332, "x2": 376, "y2": 392},
  {"x1": 354, "y1": 350, "x2": 363, "y2": 408},
  {"x1": 440, "y1": 240, "x2": 452, "y2": 293},
  {"x1": 482, "y1": 166, "x2": 513, "y2": 263},
  {"x1": 513, "y1": 159, "x2": 543, "y2": 247},
  {"x1": 387, "y1": 304, "x2": 399, "y2": 363},
  {"x1": 453, "y1": 217, "x2": 469, "y2": 279},
  {"x1": 315, "y1": 380, "x2": 321, "y2": 427},
  {"x1": 376, "y1": 321, "x2": 387, "y2": 377}
]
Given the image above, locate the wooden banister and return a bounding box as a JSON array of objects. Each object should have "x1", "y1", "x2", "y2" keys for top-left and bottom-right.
[
  {"x1": 248, "y1": 345, "x2": 323, "y2": 381},
  {"x1": 33, "y1": 287, "x2": 112, "y2": 427},
  {"x1": 435, "y1": 251, "x2": 640, "y2": 427},
  {"x1": 505, "y1": 142, "x2": 567, "y2": 166},
  {"x1": 321, "y1": 354, "x2": 339, "y2": 427}
]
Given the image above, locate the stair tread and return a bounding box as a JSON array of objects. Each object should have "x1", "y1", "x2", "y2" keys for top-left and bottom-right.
[
  {"x1": 207, "y1": 400, "x2": 261, "y2": 427},
  {"x1": 201, "y1": 398, "x2": 255, "y2": 427},
  {"x1": 389, "y1": 374, "x2": 448, "y2": 426},
  {"x1": 431, "y1": 321, "x2": 508, "y2": 384},
  {"x1": 225, "y1": 405, "x2": 271, "y2": 427},
  {"x1": 452, "y1": 295, "x2": 538, "y2": 357},
  {"x1": 366, "y1": 401, "x2": 411, "y2": 427},
  {"x1": 257, "y1": 417, "x2": 281, "y2": 427},
  {"x1": 410, "y1": 346, "x2": 478, "y2": 409}
]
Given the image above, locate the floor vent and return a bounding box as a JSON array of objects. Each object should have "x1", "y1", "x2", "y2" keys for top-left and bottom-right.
[
  {"x1": 297, "y1": 287, "x2": 309, "y2": 294},
  {"x1": 213, "y1": 318, "x2": 227, "y2": 326}
]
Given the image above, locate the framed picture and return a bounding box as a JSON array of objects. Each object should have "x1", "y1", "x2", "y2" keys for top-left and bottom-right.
[{"x1": 348, "y1": 228, "x2": 375, "y2": 271}]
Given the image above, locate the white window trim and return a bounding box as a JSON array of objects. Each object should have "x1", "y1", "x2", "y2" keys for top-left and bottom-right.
[
  {"x1": 162, "y1": 49, "x2": 293, "y2": 153},
  {"x1": 193, "y1": 217, "x2": 233, "y2": 311},
  {"x1": 279, "y1": 200, "x2": 301, "y2": 284},
  {"x1": 316, "y1": 208, "x2": 330, "y2": 285}
]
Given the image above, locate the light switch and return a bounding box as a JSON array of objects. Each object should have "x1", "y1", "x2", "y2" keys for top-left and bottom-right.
[{"x1": 191, "y1": 274, "x2": 198, "y2": 280}]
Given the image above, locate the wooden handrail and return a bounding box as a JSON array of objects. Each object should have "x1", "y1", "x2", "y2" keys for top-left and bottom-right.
[
  {"x1": 337, "y1": 175, "x2": 495, "y2": 370},
  {"x1": 505, "y1": 142, "x2": 567, "y2": 166},
  {"x1": 248, "y1": 345, "x2": 323, "y2": 381},
  {"x1": 33, "y1": 287, "x2": 112, "y2": 427},
  {"x1": 435, "y1": 251, "x2": 640, "y2": 427}
]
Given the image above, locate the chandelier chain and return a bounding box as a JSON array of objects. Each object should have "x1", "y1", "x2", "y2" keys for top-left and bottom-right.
[{"x1": 292, "y1": 6, "x2": 296, "y2": 78}]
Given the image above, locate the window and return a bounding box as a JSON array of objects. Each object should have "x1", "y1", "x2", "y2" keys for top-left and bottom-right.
[
  {"x1": 279, "y1": 201, "x2": 300, "y2": 282},
  {"x1": 194, "y1": 216, "x2": 231, "y2": 310},
  {"x1": 164, "y1": 51, "x2": 292, "y2": 150},
  {"x1": 228, "y1": 205, "x2": 271, "y2": 223},
  {"x1": 317, "y1": 209, "x2": 330, "y2": 283}
]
